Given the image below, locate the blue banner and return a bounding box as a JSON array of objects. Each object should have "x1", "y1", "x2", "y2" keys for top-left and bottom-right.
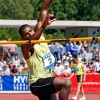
[{"x1": 0, "y1": 75, "x2": 30, "y2": 91}]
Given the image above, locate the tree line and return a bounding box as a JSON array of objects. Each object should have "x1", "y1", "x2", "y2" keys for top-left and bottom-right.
[{"x1": 0, "y1": 0, "x2": 100, "y2": 42}]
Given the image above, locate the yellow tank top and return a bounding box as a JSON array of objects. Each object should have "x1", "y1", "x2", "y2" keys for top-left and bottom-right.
[
  {"x1": 26, "y1": 36, "x2": 53, "y2": 84},
  {"x1": 75, "y1": 63, "x2": 83, "y2": 75}
]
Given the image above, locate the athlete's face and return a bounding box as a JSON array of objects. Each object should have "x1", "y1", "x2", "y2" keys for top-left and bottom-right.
[
  {"x1": 21, "y1": 26, "x2": 35, "y2": 40},
  {"x1": 73, "y1": 59, "x2": 77, "y2": 64}
]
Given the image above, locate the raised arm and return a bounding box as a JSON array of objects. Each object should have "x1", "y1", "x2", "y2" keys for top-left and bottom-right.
[
  {"x1": 21, "y1": 14, "x2": 57, "y2": 59},
  {"x1": 34, "y1": 0, "x2": 52, "y2": 31},
  {"x1": 30, "y1": 14, "x2": 56, "y2": 40}
]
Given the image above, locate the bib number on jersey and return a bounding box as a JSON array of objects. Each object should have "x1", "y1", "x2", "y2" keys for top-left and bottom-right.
[{"x1": 43, "y1": 52, "x2": 55, "y2": 70}]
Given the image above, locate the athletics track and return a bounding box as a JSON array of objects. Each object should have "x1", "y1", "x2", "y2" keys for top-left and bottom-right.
[{"x1": 0, "y1": 93, "x2": 100, "y2": 100}]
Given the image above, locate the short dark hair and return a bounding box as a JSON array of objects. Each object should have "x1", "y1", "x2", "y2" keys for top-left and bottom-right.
[
  {"x1": 18, "y1": 24, "x2": 31, "y2": 36},
  {"x1": 72, "y1": 57, "x2": 78, "y2": 62},
  {"x1": 94, "y1": 47, "x2": 97, "y2": 49}
]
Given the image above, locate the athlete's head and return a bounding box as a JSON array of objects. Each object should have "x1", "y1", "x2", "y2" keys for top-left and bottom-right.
[
  {"x1": 72, "y1": 57, "x2": 78, "y2": 64},
  {"x1": 18, "y1": 24, "x2": 35, "y2": 40}
]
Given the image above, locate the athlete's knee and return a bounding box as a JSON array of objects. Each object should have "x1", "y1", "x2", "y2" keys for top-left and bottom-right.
[{"x1": 64, "y1": 79, "x2": 72, "y2": 89}]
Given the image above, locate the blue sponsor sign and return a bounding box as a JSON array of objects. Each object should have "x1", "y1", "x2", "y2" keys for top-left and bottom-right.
[{"x1": 0, "y1": 75, "x2": 30, "y2": 91}]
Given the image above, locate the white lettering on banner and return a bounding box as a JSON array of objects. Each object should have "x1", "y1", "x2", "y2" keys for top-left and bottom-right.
[
  {"x1": 17, "y1": 84, "x2": 19, "y2": 90},
  {"x1": 23, "y1": 83, "x2": 25, "y2": 90},
  {"x1": 14, "y1": 76, "x2": 29, "y2": 90},
  {"x1": 83, "y1": 82, "x2": 100, "y2": 85},
  {"x1": 26, "y1": 85, "x2": 29, "y2": 90},
  {"x1": 14, "y1": 76, "x2": 27, "y2": 83},
  {"x1": 20, "y1": 84, "x2": 22, "y2": 90}
]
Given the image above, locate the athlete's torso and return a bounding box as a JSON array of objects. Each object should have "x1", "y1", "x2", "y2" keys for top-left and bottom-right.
[{"x1": 26, "y1": 36, "x2": 54, "y2": 84}]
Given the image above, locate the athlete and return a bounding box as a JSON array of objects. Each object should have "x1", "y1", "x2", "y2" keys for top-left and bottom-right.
[
  {"x1": 70, "y1": 58, "x2": 86, "y2": 100},
  {"x1": 18, "y1": 0, "x2": 72, "y2": 100}
]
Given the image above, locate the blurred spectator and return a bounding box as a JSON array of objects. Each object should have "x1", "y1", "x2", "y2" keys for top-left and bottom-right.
[
  {"x1": 10, "y1": 65, "x2": 19, "y2": 76},
  {"x1": 0, "y1": 58, "x2": 6, "y2": 67},
  {"x1": 52, "y1": 42, "x2": 61, "y2": 63},
  {"x1": 65, "y1": 42, "x2": 72, "y2": 53},
  {"x1": 13, "y1": 58, "x2": 28, "y2": 75},
  {"x1": 7, "y1": 38, "x2": 17, "y2": 57},
  {"x1": 89, "y1": 65, "x2": 95, "y2": 74},
  {"x1": 62, "y1": 53, "x2": 70, "y2": 66},
  {"x1": 1, "y1": 64, "x2": 10, "y2": 76},
  {"x1": 80, "y1": 47, "x2": 89, "y2": 63},
  {"x1": 94, "y1": 53, "x2": 99, "y2": 61},
  {"x1": 63, "y1": 62, "x2": 71, "y2": 76},
  {"x1": 62, "y1": 53, "x2": 67, "y2": 61},
  {"x1": 91, "y1": 47, "x2": 99, "y2": 60},
  {"x1": 66, "y1": 52, "x2": 71, "y2": 61},
  {"x1": 53, "y1": 60, "x2": 64, "y2": 77},
  {"x1": 93, "y1": 60, "x2": 100, "y2": 73},
  {"x1": 86, "y1": 62, "x2": 91, "y2": 73},
  {"x1": 68, "y1": 54, "x2": 73, "y2": 63},
  {"x1": 83, "y1": 41, "x2": 88, "y2": 52},
  {"x1": 70, "y1": 42, "x2": 78, "y2": 58},
  {"x1": 9, "y1": 61, "x2": 14, "y2": 72},
  {"x1": 77, "y1": 41, "x2": 83, "y2": 54},
  {"x1": 48, "y1": 42, "x2": 54, "y2": 55},
  {"x1": 59, "y1": 43, "x2": 64, "y2": 60},
  {"x1": 12, "y1": 55, "x2": 20, "y2": 67}
]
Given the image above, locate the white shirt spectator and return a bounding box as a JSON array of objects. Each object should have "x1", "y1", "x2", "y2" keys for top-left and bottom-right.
[
  {"x1": 2, "y1": 65, "x2": 10, "y2": 76},
  {"x1": 54, "y1": 60, "x2": 64, "y2": 75},
  {"x1": 63, "y1": 62, "x2": 71, "y2": 75},
  {"x1": 0, "y1": 58, "x2": 6, "y2": 67},
  {"x1": 93, "y1": 62, "x2": 100, "y2": 72}
]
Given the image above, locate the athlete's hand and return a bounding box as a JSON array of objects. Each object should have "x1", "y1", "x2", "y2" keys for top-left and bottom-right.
[{"x1": 43, "y1": 13, "x2": 57, "y2": 27}]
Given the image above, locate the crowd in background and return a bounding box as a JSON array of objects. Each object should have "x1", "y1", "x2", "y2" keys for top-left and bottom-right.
[
  {"x1": 49, "y1": 41, "x2": 100, "y2": 77},
  {"x1": 0, "y1": 38, "x2": 28, "y2": 76},
  {"x1": 0, "y1": 38, "x2": 100, "y2": 77}
]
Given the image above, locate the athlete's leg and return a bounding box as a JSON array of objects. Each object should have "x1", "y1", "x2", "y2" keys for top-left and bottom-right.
[
  {"x1": 75, "y1": 83, "x2": 81, "y2": 97},
  {"x1": 79, "y1": 85, "x2": 86, "y2": 100},
  {"x1": 72, "y1": 75, "x2": 82, "y2": 99},
  {"x1": 53, "y1": 77, "x2": 72, "y2": 100},
  {"x1": 80, "y1": 84, "x2": 85, "y2": 96}
]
